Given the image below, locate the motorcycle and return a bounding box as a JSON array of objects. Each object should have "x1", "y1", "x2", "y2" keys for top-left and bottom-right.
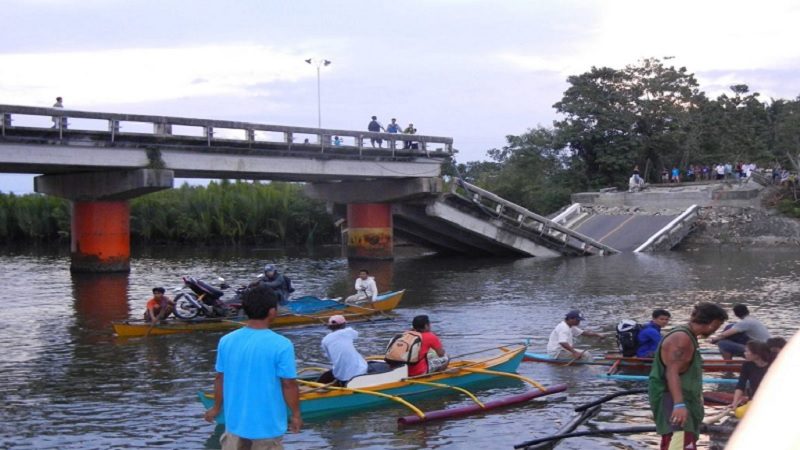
[{"x1": 173, "y1": 276, "x2": 245, "y2": 320}]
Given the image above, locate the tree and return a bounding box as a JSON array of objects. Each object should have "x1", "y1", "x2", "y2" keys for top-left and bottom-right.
[{"x1": 554, "y1": 58, "x2": 704, "y2": 186}]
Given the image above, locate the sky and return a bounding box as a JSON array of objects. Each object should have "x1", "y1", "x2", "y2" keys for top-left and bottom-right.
[{"x1": 2, "y1": 0, "x2": 800, "y2": 193}]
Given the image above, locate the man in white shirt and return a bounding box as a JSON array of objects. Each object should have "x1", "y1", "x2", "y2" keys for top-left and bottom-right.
[
  {"x1": 546, "y1": 310, "x2": 604, "y2": 360},
  {"x1": 319, "y1": 315, "x2": 368, "y2": 385},
  {"x1": 345, "y1": 269, "x2": 378, "y2": 305}
]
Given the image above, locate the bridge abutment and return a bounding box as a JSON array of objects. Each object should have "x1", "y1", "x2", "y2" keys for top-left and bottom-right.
[
  {"x1": 35, "y1": 169, "x2": 174, "y2": 272},
  {"x1": 347, "y1": 203, "x2": 393, "y2": 260}
]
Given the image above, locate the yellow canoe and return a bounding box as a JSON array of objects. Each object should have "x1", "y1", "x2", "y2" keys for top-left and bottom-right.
[{"x1": 112, "y1": 290, "x2": 404, "y2": 338}]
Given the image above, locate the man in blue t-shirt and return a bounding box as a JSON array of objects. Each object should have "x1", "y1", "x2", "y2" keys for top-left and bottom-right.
[
  {"x1": 637, "y1": 309, "x2": 671, "y2": 358},
  {"x1": 204, "y1": 285, "x2": 301, "y2": 449}
]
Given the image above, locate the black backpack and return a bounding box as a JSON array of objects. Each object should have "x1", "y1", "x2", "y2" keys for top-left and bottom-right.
[
  {"x1": 616, "y1": 320, "x2": 643, "y2": 357},
  {"x1": 283, "y1": 275, "x2": 295, "y2": 294}
]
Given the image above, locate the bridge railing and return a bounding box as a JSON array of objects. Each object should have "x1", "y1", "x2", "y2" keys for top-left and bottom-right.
[
  {"x1": 0, "y1": 104, "x2": 454, "y2": 157},
  {"x1": 633, "y1": 204, "x2": 699, "y2": 252},
  {"x1": 451, "y1": 180, "x2": 619, "y2": 255}
]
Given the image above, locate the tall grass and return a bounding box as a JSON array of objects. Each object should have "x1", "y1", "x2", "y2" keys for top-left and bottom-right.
[{"x1": 0, "y1": 181, "x2": 337, "y2": 246}]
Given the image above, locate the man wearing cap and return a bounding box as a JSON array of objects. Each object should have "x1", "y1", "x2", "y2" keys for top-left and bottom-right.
[
  {"x1": 319, "y1": 315, "x2": 368, "y2": 385},
  {"x1": 546, "y1": 310, "x2": 605, "y2": 360}
]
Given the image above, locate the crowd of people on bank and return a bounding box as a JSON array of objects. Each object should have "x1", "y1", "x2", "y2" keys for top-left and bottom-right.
[{"x1": 630, "y1": 161, "x2": 797, "y2": 192}]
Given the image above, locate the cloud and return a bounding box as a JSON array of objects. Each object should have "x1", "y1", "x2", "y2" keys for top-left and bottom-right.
[
  {"x1": 0, "y1": 44, "x2": 316, "y2": 107},
  {"x1": 495, "y1": 0, "x2": 800, "y2": 78}
]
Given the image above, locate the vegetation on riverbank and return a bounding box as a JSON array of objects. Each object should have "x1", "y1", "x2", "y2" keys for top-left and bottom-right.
[
  {"x1": 0, "y1": 181, "x2": 337, "y2": 245},
  {"x1": 449, "y1": 57, "x2": 800, "y2": 216}
]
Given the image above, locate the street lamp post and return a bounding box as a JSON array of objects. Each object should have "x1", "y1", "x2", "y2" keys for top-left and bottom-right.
[{"x1": 305, "y1": 58, "x2": 331, "y2": 129}]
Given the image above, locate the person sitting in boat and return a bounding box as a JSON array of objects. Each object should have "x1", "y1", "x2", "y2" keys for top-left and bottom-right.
[
  {"x1": 709, "y1": 304, "x2": 770, "y2": 360},
  {"x1": 344, "y1": 269, "x2": 378, "y2": 305},
  {"x1": 251, "y1": 264, "x2": 293, "y2": 305},
  {"x1": 318, "y1": 315, "x2": 369, "y2": 385},
  {"x1": 767, "y1": 337, "x2": 787, "y2": 360},
  {"x1": 144, "y1": 287, "x2": 174, "y2": 324},
  {"x1": 731, "y1": 340, "x2": 772, "y2": 409},
  {"x1": 636, "y1": 309, "x2": 672, "y2": 358},
  {"x1": 412, "y1": 315, "x2": 449, "y2": 375},
  {"x1": 546, "y1": 310, "x2": 605, "y2": 360}
]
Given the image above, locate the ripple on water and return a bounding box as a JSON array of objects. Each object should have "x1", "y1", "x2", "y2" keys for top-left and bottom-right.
[{"x1": 1, "y1": 247, "x2": 798, "y2": 448}]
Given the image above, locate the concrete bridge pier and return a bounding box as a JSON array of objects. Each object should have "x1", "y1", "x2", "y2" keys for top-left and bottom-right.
[
  {"x1": 35, "y1": 169, "x2": 174, "y2": 272},
  {"x1": 347, "y1": 203, "x2": 393, "y2": 260}
]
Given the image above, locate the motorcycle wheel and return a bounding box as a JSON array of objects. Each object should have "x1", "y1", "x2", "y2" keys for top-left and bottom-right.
[{"x1": 174, "y1": 293, "x2": 201, "y2": 319}]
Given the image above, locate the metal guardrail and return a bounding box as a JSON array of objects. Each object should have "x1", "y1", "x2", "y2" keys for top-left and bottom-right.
[
  {"x1": 633, "y1": 204, "x2": 699, "y2": 252},
  {"x1": 451, "y1": 180, "x2": 619, "y2": 255},
  {"x1": 0, "y1": 104, "x2": 454, "y2": 157}
]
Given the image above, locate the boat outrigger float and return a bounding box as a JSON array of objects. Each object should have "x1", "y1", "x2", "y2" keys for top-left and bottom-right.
[
  {"x1": 198, "y1": 344, "x2": 567, "y2": 426},
  {"x1": 113, "y1": 290, "x2": 404, "y2": 337}
]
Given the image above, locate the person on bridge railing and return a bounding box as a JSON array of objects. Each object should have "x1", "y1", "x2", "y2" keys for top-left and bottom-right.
[
  {"x1": 403, "y1": 122, "x2": 417, "y2": 150},
  {"x1": 51, "y1": 96, "x2": 67, "y2": 129},
  {"x1": 367, "y1": 115, "x2": 385, "y2": 148}
]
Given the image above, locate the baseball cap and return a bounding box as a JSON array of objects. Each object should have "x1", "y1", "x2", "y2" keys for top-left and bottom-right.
[
  {"x1": 328, "y1": 315, "x2": 346, "y2": 325},
  {"x1": 565, "y1": 310, "x2": 585, "y2": 320}
]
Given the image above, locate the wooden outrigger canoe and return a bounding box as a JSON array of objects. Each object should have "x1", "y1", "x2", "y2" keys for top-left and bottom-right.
[
  {"x1": 113, "y1": 290, "x2": 405, "y2": 338},
  {"x1": 199, "y1": 344, "x2": 568, "y2": 424},
  {"x1": 524, "y1": 351, "x2": 743, "y2": 374}
]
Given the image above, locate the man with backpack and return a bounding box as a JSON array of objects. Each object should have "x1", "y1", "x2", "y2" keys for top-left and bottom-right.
[
  {"x1": 636, "y1": 309, "x2": 672, "y2": 358},
  {"x1": 385, "y1": 315, "x2": 447, "y2": 376},
  {"x1": 367, "y1": 115, "x2": 384, "y2": 148}
]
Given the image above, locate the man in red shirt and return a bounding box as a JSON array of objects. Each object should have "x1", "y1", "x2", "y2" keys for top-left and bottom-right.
[
  {"x1": 144, "y1": 287, "x2": 174, "y2": 324},
  {"x1": 407, "y1": 315, "x2": 447, "y2": 376}
]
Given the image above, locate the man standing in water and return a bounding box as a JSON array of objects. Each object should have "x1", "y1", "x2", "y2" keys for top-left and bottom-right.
[
  {"x1": 204, "y1": 285, "x2": 301, "y2": 450},
  {"x1": 649, "y1": 303, "x2": 728, "y2": 450}
]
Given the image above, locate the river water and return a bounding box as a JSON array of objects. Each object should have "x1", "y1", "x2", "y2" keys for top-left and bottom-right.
[{"x1": 1, "y1": 245, "x2": 798, "y2": 450}]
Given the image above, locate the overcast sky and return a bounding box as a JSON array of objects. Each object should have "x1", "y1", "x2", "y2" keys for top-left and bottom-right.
[{"x1": 2, "y1": 0, "x2": 800, "y2": 193}]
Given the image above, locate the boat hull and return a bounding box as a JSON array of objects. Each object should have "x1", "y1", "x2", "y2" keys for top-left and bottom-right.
[
  {"x1": 524, "y1": 351, "x2": 742, "y2": 373},
  {"x1": 200, "y1": 345, "x2": 532, "y2": 422},
  {"x1": 113, "y1": 290, "x2": 404, "y2": 337}
]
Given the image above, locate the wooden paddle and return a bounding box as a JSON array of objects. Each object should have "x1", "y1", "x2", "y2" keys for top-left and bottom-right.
[{"x1": 703, "y1": 406, "x2": 733, "y2": 424}]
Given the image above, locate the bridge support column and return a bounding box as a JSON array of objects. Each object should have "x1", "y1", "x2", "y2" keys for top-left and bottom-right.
[
  {"x1": 347, "y1": 203, "x2": 393, "y2": 260},
  {"x1": 35, "y1": 168, "x2": 173, "y2": 272},
  {"x1": 71, "y1": 201, "x2": 131, "y2": 272}
]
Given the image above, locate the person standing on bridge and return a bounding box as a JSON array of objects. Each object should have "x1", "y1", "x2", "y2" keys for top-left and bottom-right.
[
  {"x1": 367, "y1": 116, "x2": 384, "y2": 148},
  {"x1": 51, "y1": 96, "x2": 67, "y2": 129},
  {"x1": 403, "y1": 123, "x2": 417, "y2": 149}
]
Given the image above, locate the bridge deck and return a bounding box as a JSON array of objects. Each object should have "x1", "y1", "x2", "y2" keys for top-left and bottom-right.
[{"x1": 571, "y1": 214, "x2": 678, "y2": 252}]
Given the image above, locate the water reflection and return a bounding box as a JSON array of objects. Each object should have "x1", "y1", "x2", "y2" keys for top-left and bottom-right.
[
  {"x1": 1, "y1": 247, "x2": 799, "y2": 449},
  {"x1": 71, "y1": 272, "x2": 130, "y2": 333}
]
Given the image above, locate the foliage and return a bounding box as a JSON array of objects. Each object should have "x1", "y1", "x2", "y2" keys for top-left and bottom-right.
[
  {"x1": 459, "y1": 58, "x2": 800, "y2": 215},
  {"x1": 0, "y1": 181, "x2": 337, "y2": 246}
]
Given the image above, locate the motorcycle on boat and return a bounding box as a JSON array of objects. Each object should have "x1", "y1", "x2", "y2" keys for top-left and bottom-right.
[{"x1": 173, "y1": 276, "x2": 245, "y2": 320}]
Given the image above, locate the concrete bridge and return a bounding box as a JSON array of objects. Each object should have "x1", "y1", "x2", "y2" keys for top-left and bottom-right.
[{"x1": 1, "y1": 104, "x2": 624, "y2": 272}]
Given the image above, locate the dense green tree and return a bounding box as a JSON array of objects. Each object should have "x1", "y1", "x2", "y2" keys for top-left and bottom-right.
[{"x1": 554, "y1": 58, "x2": 704, "y2": 186}]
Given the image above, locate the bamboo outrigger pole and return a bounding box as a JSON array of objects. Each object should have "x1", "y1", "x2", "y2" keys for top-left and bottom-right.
[{"x1": 296, "y1": 379, "x2": 425, "y2": 418}]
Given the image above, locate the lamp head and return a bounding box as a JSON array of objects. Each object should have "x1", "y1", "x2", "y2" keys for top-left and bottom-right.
[
  {"x1": 323, "y1": 60, "x2": 332, "y2": 66},
  {"x1": 305, "y1": 58, "x2": 312, "y2": 64}
]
